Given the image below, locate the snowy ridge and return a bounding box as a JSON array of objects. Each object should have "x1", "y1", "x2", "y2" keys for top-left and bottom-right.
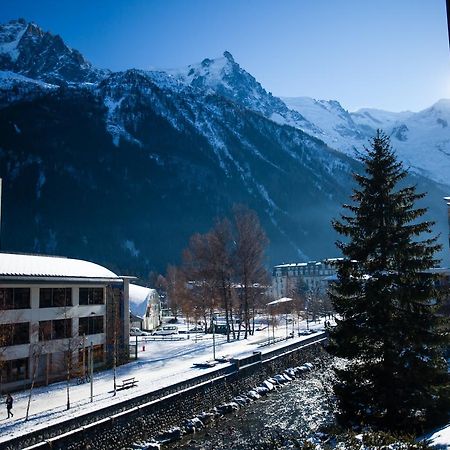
[
  {"x1": 150, "y1": 51, "x2": 322, "y2": 136},
  {"x1": 0, "y1": 70, "x2": 58, "y2": 107},
  {"x1": 285, "y1": 96, "x2": 450, "y2": 186},
  {"x1": 0, "y1": 18, "x2": 107, "y2": 84},
  {"x1": 0, "y1": 70, "x2": 57, "y2": 89}
]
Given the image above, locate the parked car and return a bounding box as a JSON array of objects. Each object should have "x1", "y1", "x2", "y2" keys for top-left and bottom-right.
[
  {"x1": 298, "y1": 330, "x2": 314, "y2": 336},
  {"x1": 130, "y1": 327, "x2": 150, "y2": 336},
  {"x1": 152, "y1": 325, "x2": 179, "y2": 336}
]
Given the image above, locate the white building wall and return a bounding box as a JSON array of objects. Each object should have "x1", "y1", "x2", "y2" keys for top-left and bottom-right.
[
  {"x1": 271, "y1": 260, "x2": 338, "y2": 299},
  {"x1": 0, "y1": 283, "x2": 111, "y2": 391}
]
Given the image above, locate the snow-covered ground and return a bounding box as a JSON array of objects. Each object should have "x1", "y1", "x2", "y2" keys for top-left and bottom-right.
[
  {"x1": 424, "y1": 424, "x2": 450, "y2": 448},
  {"x1": 0, "y1": 318, "x2": 326, "y2": 445},
  {"x1": 1, "y1": 316, "x2": 448, "y2": 449}
]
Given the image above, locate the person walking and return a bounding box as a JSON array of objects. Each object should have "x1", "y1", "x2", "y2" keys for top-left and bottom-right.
[{"x1": 6, "y1": 393, "x2": 13, "y2": 418}]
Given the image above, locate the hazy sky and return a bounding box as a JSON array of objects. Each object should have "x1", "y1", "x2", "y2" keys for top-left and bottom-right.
[{"x1": 1, "y1": 0, "x2": 449, "y2": 112}]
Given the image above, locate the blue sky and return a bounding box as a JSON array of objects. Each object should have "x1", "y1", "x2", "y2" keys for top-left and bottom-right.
[{"x1": 1, "y1": 0, "x2": 449, "y2": 111}]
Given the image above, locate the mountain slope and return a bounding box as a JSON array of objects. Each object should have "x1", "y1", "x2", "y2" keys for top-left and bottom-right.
[
  {"x1": 0, "y1": 19, "x2": 448, "y2": 274},
  {"x1": 0, "y1": 80, "x2": 362, "y2": 274}
]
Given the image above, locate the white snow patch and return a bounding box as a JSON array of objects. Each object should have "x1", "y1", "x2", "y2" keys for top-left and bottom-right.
[
  {"x1": 36, "y1": 170, "x2": 45, "y2": 199},
  {"x1": 0, "y1": 21, "x2": 27, "y2": 62},
  {"x1": 122, "y1": 239, "x2": 140, "y2": 258}
]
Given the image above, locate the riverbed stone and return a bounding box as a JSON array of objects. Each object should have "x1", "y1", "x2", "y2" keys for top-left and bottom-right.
[{"x1": 156, "y1": 426, "x2": 182, "y2": 443}]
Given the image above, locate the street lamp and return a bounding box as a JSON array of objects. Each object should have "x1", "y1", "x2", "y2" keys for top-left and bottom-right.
[
  {"x1": 306, "y1": 295, "x2": 310, "y2": 331},
  {"x1": 212, "y1": 314, "x2": 217, "y2": 361},
  {"x1": 89, "y1": 341, "x2": 93, "y2": 402}
]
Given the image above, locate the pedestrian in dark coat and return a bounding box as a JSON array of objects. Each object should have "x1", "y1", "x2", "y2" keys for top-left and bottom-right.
[{"x1": 6, "y1": 393, "x2": 13, "y2": 418}]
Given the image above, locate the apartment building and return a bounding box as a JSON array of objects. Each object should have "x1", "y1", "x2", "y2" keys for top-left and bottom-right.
[{"x1": 272, "y1": 259, "x2": 339, "y2": 299}]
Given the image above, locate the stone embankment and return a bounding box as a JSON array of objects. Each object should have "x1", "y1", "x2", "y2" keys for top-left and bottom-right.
[{"x1": 12, "y1": 334, "x2": 327, "y2": 450}]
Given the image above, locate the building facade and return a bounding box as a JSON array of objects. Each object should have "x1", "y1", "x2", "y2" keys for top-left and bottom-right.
[
  {"x1": 272, "y1": 259, "x2": 339, "y2": 299},
  {"x1": 0, "y1": 253, "x2": 131, "y2": 392}
]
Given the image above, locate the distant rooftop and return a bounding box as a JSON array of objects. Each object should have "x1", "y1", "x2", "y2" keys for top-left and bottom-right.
[
  {"x1": 274, "y1": 258, "x2": 342, "y2": 269},
  {"x1": 0, "y1": 252, "x2": 120, "y2": 280}
]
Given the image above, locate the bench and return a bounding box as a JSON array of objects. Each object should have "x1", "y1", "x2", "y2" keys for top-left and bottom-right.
[
  {"x1": 117, "y1": 377, "x2": 138, "y2": 390},
  {"x1": 193, "y1": 360, "x2": 217, "y2": 368}
]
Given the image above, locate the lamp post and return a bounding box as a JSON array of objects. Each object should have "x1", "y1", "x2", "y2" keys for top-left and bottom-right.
[
  {"x1": 306, "y1": 296, "x2": 310, "y2": 331},
  {"x1": 89, "y1": 341, "x2": 93, "y2": 402},
  {"x1": 285, "y1": 312, "x2": 288, "y2": 339},
  {"x1": 212, "y1": 314, "x2": 216, "y2": 361}
]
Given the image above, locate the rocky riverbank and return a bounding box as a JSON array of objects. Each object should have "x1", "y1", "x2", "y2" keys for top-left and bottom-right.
[{"x1": 130, "y1": 352, "x2": 337, "y2": 450}]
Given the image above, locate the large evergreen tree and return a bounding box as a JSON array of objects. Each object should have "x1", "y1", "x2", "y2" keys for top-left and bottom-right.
[{"x1": 328, "y1": 130, "x2": 450, "y2": 432}]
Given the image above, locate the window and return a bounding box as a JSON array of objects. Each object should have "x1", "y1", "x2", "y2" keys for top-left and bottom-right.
[
  {"x1": 93, "y1": 344, "x2": 104, "y2": 364},
  {"x1": 0, "y1": 322, "x2": 30, "y2": 346},
  {"x1": 79, "y1": 288, "x2": 104, "y2": 305},
  {"x1": 78, "y1": 344, "x2": 105, "y2": 365},
  {"x1": 40, "y1": 288, "x2": 72, "y2": 308},
  {"x1": 53, "y1": 319, "x2": 72, "y2": 339},
  {"x1": 0, "y1": 358, "x2": 28, "y2": 382},
  {"x1": 38, "y1": 319, "x2": 72, "y2": 340},
  {"x1": 79, "y1": 316, "x2": 104, "y2": 335},
  {"x1": 39, "y1": 320, "x2": 52, "y2": 341},
  {"x1": 0, "y1": 288, "x2": 30, "y2": 309}
]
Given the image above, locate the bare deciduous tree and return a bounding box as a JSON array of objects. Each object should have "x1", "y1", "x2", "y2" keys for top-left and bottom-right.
[
  {"x1": 233, "y1": 205, "x2": 269, "y2": 339},
  {"x1": 208, "y1": 219, "x2": 234, "y2": 341},
  {"x1": 166, "y1": 265, "x2": 186, "y2": 320}
]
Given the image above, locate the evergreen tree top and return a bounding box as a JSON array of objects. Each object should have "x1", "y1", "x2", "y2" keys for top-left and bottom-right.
[{"x1": 334, "y1": 130, "x2": 440, "y2": 272}]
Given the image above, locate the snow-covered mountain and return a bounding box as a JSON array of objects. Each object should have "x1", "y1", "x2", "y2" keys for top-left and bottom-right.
[
  {"x1": 0, "y1": 18, "x2": 107, "y2": 84},
  {"x1": 0, "y1": 19, "x2": 448, "y2": 273},
  {"x1": 284, "y1": 97, "x2": 450, "y2": 186}
]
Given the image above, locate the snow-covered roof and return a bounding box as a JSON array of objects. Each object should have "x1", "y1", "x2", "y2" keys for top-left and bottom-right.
[
  {"x1": 129, "y1": 284, "x2": 159, "y2": 317},
  {"x1": 267, "y1": 297, "x2": 293, "y2": 306},
  {"x1": 0, "y1": 253, "x2": 120, "y2": 280},
  {"x1": 274, "y1": 258, "x2": 341, "y2": 269}
]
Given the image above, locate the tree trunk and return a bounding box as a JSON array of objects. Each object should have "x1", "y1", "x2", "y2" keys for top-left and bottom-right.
[{"x1": 26, "y1": 351, "x2": 40, "y2": 420}]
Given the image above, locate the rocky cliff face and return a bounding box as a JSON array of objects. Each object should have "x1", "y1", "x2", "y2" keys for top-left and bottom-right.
[
  {"x1": 0, "y1": 18, "x2": 107, "y2": 84},
  {"x1": 0, "y1": 19, "x2": 448, "y2": 275}
]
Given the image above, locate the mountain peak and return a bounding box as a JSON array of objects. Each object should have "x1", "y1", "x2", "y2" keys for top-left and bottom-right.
[
  {"x1": 0, "y1": 18, "x2": 107, "y2": 84},
  {"x1": 223, "y1": 51, "x2": 235, "y2": 63}
]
